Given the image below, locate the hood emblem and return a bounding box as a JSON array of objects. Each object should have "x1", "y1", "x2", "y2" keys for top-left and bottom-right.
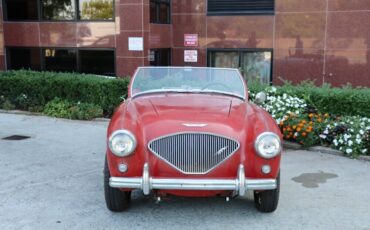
[
  {"x1": 216, "y1": 146, "x2": 229, "y2": 155},
  {"x1": 182, "y1": 123, "x2": 208, "y2": 127}
]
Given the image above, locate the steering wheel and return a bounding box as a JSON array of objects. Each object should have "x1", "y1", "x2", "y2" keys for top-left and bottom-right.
[{"x1": 201, "y1": 82, "x2": 233, "y2": 91}]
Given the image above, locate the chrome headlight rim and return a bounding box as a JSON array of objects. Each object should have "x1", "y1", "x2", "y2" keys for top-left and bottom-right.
[
  {"x1": 254, "y1": 132, "x2": 282, "y2": 159},
  {"x1": 109, "y1": 130, "x2": 137, "y2": 157}
]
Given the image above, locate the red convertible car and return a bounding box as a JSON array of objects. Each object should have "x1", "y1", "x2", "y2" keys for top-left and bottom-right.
[{"x1": 104, "y1": 67, "x2": 282, "y2": 213}]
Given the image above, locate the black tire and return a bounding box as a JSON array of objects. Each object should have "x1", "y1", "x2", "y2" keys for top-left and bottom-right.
[
  {"x1": 104, "y1": 157, "x2": 131, "y2": 212},
  {"x1": 253, "y1": 172, "x2": 280, "y2": 213}
]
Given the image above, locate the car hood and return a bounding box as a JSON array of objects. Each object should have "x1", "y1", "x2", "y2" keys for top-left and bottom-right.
[
  {"x1": 125, "y1": 94, "x2": 250, "y2": 142},
  {"x1": 147, "y1": 94, "x2": 232, "y2": 118}
]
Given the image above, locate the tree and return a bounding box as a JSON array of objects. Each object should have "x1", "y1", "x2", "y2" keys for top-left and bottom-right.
[{"x1": 80, "y1": 0, "x2": 114, "y2": 20}]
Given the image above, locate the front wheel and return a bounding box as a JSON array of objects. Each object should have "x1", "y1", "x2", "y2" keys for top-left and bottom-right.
[
  {"x1": 104, "y1": 157, "x2": 131, "y2": 212},
  {"x1": 253, "y1": 172, "x2": 280, "y2": 213}
]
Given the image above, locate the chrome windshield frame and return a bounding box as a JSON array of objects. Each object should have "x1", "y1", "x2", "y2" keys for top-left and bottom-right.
[{"x1": 130, "y1": 67, "x2": 247, "y2": 100}]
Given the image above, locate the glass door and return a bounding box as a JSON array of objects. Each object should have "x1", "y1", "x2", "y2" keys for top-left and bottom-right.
[
  {"x1": 209, "y1": 51, "x2": 239, "y2": 68},
  {"x1": 241, "y1": 51, "x2": 272, "y2": 84},
  {"x1": 208, "y1": 50, "x2": 272, "y2": 84}
]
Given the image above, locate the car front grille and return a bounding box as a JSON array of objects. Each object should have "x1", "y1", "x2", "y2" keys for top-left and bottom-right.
[{"x1": 148, "y1": 132, "x2": 240, "y2": 174}]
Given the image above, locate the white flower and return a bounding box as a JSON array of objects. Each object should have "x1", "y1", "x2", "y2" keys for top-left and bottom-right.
[
  {"x1": 333, "y1": 139, "x2": 338, "y2": 146},
  {"x1": 320, "y1": 134, "x2": 327, "y2": 139},
  {"x1": 348, "y1": 140, "x2": 353, "y2": 146},
  {"x1": 359, "y1": 130, "x2": 365, "y2": 135},
  {"x1": 344, "y1": 134, "x2": 351, "y2": 140},
  {"x1": 346, "y1": 149, "x2": 353, "y2": 154}
]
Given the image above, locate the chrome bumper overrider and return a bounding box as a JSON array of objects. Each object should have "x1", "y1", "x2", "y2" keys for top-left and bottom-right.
[{"x1": 109, "y1": 163, "x2": 277, "y2": 196}]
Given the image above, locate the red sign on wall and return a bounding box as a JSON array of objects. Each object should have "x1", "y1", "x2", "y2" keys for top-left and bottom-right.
[{"x1": 184, "y1": 34, "x2": 198, "y2": 47}]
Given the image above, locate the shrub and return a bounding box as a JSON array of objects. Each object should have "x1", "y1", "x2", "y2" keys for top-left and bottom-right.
[
  {"x1": 249, "y1": 82, "x2": 370, "y2": 117},
  {"x1": 43, "y1": 98, "x2": 103, "y2": 120},
  {"x1": 0, "y1": 70, "x2": 130, "y2": 116},
  {"x1": 0, "y1": 96, "x2": 16, "y2": 110},
  {"x1": 252, "y1": 87, "x2": 307, "y2": 124}
]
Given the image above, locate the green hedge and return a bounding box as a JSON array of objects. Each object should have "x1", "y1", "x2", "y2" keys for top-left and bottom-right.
[
  {"x1": 249, "y1": 82, "x2": 370, "y2": 117},
  {"x1": 0, "y1": 70, "x2": 130, "y2": 116},
  {"x1": 1, "y1": 70, "x2": 369, "y2": 118}
]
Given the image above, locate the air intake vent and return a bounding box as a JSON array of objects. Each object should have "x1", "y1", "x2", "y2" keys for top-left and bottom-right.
[{"x1": 208, "y1": 0, "x2": 275, "y2": 15}]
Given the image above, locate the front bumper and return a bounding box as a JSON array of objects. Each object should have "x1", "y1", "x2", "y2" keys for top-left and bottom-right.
[{"x1": 109, "y1": 163, "x2": 277, "y2": 196}]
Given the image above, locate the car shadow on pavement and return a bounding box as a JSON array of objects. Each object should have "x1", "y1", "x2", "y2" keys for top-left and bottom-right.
[{"x1": 121, "y1": 190, "x2": 263, "y2": 215}]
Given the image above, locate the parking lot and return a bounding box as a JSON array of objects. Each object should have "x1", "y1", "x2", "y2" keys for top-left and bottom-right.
[{"x1": 0, "y1": 113, "x2": 369, "y2": 230}]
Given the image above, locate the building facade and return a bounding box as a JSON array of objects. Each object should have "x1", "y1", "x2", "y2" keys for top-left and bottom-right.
[{"x1": 0, "y1": 0, "x2": 369, "y2": 87}]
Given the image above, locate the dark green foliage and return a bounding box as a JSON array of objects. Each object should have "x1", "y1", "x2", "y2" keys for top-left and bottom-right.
[
  {"x1": 0, "y1": 70, "x2": 130, "y2": 117},
  {"x1": 248, "y1": 81, "x2": 370, "y2": 117},
  {"x1": 43, "y1": 98, "x2": 104, "y2": 120}
]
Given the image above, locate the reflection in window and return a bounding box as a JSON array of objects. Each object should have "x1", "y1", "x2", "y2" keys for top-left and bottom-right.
[
  {"x1": 44, "y1": 49, "x2": 77, "y2": 72},
  {"x1": 7, "y1": 48, "x2": 42, "y2": 70},
  {"x1": 241, "y1": 52, "x2": 271, "y2": 84},
  {"x1": 79, "y1": 0, "x2": 114, "y2": 20},
  {"x1": 150, "y1": 0, "x2": 170, "y2": 24},
  {"x1": 79, "y1": 50, "x2": 115, "y2": 75},
  {"x1": 42, "y1": 0, "x2": 76, "y2": 20},
  {"x1": 209, "y1": 50, "x2": 272, "y2": 84},
  {"x1": 209, "y1": 52, "x2": 239, "y2": 68},
  {"x1": 5, "y1": 0, "x2": 39, "y2": 20}
]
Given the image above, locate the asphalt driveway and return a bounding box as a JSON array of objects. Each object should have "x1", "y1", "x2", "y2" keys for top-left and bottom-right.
[{"x1": 0, "y1": 113, "x2": 369, "y2": 230}]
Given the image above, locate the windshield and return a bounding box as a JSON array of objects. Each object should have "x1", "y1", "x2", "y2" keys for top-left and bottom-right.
[{"x1": 131, "y1": 67, "x2": 246, "y2": 99}]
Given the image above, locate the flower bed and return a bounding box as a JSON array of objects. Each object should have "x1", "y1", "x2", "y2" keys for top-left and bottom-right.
[{"x1": 252, "y1": 86, "x2": 370, "y2": 157}]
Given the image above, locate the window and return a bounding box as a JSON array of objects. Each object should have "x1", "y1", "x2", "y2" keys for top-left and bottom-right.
[
  {"x1": 79, "y1": 50, "x2": 115, "y2": 76},
  {"x1": 41, "y1": 0, "x2": 76, "y2": 20},
  {"x1": 4, "y1": 0, "x2": 39, "y2": 20},
  {"x1": 208, "y1": 50, "x2": 272, "y2": 84},
  {"x1": 44, "y1": 48, "x2": 77, "y2": 72},
  {"x1": 207, "y1": 0, "x2": 275, "y2": 15},
  {"x1": 150, "y1": 0, "x2": 170, "y2": 24},
  {"x1": 150, "y1": 49, "x2": 171, "y2": 66},
  {"x1": 79, "y1": 0, "x2": 114, "y2": 20},
  {"x1": 7, "y1": 48, "x2": 42, "y2": 70},
  {"x1": 6, "y1": 47, "x2": 115, "y2": 76},
  {"x1": 3, "y1": 0, "x2": 114, "y2": 21}
]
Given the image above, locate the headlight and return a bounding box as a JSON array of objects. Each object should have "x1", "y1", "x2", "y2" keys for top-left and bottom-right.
[
  {"x1": 109, "y1": 130, "x2": 137, "y2": 157},
  {"x1": 254, "y1": 132, "x2": 281, "y2": 159}
]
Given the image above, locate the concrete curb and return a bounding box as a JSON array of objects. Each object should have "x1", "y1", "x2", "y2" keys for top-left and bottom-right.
[
  {"x1": 0, "y1": 109, "x2": 44, "y2": 116},
  {"x1": 308, "y1": 146, "x2": 343, "y2": 157},
  {"x1": 0, "y1": 109, "x2": 110, "y2": 122},
  {"x1": 283, "y1": 141, "x2": 370, "y2": 162},
  {"x1": 358, "y1": 155, "x2": 370, "y2": 162}
]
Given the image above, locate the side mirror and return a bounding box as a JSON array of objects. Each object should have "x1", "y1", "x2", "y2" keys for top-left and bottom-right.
[{"x1": 255, "y1": 92, "x2": 267, "y2": 104}]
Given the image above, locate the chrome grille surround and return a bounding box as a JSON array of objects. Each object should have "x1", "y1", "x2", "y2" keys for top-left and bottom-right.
[{"x1": 148, "y1": 132, "x2": 240, "y2": 174}]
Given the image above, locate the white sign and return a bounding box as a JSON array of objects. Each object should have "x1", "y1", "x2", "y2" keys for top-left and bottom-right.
[
  {"x1": 184, "y1": 50, "x2": 198, "y2": 63},
  {"x1": 128, "y1": 37, "x2": 143, "y2": 51}
]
